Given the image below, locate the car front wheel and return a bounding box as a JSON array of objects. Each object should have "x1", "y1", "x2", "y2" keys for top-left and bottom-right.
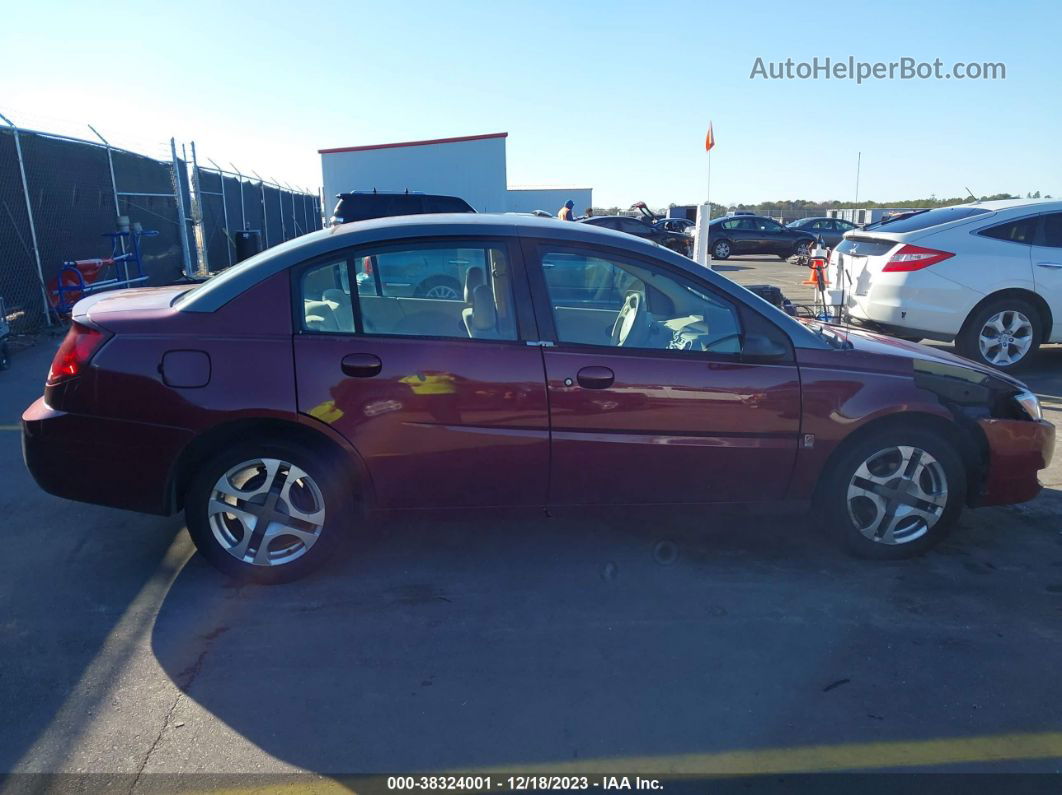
[
  {"x1": 956, "y1": 297, "x2": 1041, "y2": 371},
  {"x1": 185, "y1": 440, "x2": 353, "y2": 583},
  {"x1": 711, "y1": 240, "x2": 731, "y2": 260},
  {"x1": 819, "y1": 427, "x2": 966, "y2": 559}
]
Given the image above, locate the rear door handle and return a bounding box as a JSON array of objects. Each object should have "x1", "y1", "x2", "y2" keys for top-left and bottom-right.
[
  {"x1": 576, "y1": 365, "x2": 615, "y2": 389},
  {"x1": 341, "y1": 353, "x2": 383, "y2": 378},
  {"x1": 1036, "y1": 261, "x2": 1062, "y2": 269}
]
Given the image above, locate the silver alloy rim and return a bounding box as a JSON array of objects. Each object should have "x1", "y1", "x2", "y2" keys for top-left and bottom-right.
[
  {"x1": 424, "y1": 284, "x2": 460, "y2": 300},
  {"x1": 978, "y1": 310, "x2": 1033, "y2": 366},
  {"x1": 208, "y1": 458, "x2": 326, "y2": 567},
  {"x1": 846, "y1": 445, "x2": 948, "y2": 545},
  {"x1": 714, "y1": 242, "x2": 730, "y2": 258}
]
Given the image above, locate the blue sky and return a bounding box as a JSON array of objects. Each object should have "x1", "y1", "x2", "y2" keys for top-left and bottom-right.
[{"x1": 1, "y1": 0, "x2": 1058, "y2": 208}]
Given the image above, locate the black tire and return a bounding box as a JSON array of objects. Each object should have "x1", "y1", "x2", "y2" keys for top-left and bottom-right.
[
  {"x1": 185, "y1": 439, "x2": 355, "y2": 584},
  {"x1": 414, "y1": 276, "x2": 462, "y2": 301},
  {"x1": 819, "y1": 427, "x2": 966, "y2": 559},
  {"x1": 711, "y1": 240, "x2": 731, "y2": 260},
  {"x1": 955, "y1": 296, "x2": 1042, "y2": 372}
]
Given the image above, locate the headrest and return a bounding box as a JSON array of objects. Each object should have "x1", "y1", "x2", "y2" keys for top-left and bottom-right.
[
  {"x1": 464, "y1": 267, "x2": 485, "y2": 303},
  {"x1": 469, "y1": 284, "x2": 496, "y2": 331},
  {"x1": 322, "y1": 288, "x2": 348, "y2": 305}
]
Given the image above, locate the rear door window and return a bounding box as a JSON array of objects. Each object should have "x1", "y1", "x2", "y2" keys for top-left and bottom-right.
[
  {"x1": 1040, "y1": 213, "x2": 1062, "y2": 248},
  {"x1": 352, "y1": 242, "x2": 517, "y2": 340}
]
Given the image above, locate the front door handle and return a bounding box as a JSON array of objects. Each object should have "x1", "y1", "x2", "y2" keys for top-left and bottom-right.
[
  {"x1": 576, "y1": 365, "x2": 615, "y2": 389},
  {"x1": 341, "y1": 353, "x2": 383, "y2": 378},
  {"x1": 1036, "y1": 261, "x2": 1062, "y2": 269}
]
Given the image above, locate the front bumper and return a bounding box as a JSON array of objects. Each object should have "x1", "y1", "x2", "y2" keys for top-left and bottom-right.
[
  {"x1": 976, "y1": 418, "x2": 1055, "y2": 506},
  {"x1": 22, "y1": 397, "x2": 193, "y2": 515}
]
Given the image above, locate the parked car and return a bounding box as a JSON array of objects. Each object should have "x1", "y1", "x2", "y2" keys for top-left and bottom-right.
[
  {"x1": 833, "y1": 199, "x2": 1062, "y2": 371},
  {"x1": 330, "y1": 190, "x2": 475, "y2": 225},
  {"x1": 786, "y1": 217, "x2": 860, "y2": 249},
  {"x1": 579, "y1": 215, "x2": 692, "y2": 256},
  {"x1": 23, "y1": 214, "x2": 1053, "y2": 583},
  {"x1": 708, "y1": 215, "x2": 816, "y2": 260},
  {"x1": 656, "y1": 217, "x2": 696, "y2": 234}
]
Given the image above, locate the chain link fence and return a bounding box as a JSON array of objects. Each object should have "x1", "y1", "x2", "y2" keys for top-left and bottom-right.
[{"x1": 0, "y1": 117, "x2": 321, "y2": 333}]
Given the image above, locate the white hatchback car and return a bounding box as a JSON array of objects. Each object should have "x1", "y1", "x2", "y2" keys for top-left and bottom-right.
[{"x1": 832, "y1": 199, "x2": 1062, "y2": 371}]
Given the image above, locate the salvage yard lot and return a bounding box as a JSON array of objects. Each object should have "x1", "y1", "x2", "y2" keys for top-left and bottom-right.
[{"x1": 1, "y1": 255, "x2": 1061, "y2": 780}]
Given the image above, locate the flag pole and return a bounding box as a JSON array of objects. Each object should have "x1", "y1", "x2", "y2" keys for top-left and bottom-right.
[{"x1": 706, "y1": 124, "x2": 713, "y2": 268}]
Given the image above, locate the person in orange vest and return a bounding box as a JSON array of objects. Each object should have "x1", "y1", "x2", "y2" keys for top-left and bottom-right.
[{"x1": 557, "y1": 200, "x2": 575, "y2": 221}]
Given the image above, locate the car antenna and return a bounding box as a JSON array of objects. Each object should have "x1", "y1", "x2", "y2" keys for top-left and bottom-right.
[{"x1": 964, "y1": 186, "x2": 978, "y2": 202}]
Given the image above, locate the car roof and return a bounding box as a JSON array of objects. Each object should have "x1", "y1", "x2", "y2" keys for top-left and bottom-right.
[{"x1": 958, "y1": 198, "x2": 1062, "y2": 212}]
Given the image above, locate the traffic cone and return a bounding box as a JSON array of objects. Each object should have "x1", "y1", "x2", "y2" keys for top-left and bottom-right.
[{"x1": 802, "y1": 236, "x2": 830, "y2": 287}]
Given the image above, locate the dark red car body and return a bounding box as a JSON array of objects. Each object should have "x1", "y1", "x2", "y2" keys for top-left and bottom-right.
[{"x1": 22, "y1": 215, "x2": 1053, "y2": 528}]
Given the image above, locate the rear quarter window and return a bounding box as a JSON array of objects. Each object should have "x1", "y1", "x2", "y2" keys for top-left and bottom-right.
[{"x1": 977, "y1": 216, "x2": 1039, "y2": 244}]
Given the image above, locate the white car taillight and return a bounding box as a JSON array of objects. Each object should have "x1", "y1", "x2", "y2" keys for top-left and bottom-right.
[{"x1": 881, "y1": 244, "x2": 955, "y2": 273}]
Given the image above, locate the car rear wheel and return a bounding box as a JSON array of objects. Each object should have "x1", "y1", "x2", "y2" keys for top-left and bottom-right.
[
  {"x1": 415, "y1": 277, "x2": 461, "y2": 301},
  {"x1": 711, "y1": 240, "x2": 731, "y2": 260},
  {"x1": 956, "y1": 297, "x2": 1041, "y2": 371},
  {"x1": 185, "y1": 440, "x2": 353, "y2": 583},
  {"x1": 793, "y1": 240, "x2": 812, "y2": 256},
  {"x1": 819, "y1": 427, "x2": 966, "y2": 559}
]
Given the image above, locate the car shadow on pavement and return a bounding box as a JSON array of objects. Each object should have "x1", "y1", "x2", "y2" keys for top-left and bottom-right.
[{"x1": 149, "y1": 498, "x2": 1062, "y2": 775}]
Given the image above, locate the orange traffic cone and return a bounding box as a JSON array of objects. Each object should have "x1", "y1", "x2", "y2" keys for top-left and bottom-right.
[{"x1": 802, "y1": 237, "x2": 830, "y2": 286}]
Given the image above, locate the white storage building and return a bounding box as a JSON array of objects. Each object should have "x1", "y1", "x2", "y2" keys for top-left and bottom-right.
[{"x1": 319, "y1": 132, "x2": 591, "y2": 217}]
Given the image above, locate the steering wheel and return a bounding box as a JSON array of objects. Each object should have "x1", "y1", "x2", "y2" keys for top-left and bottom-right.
[
  {"x1": 610, "y1": 292, "x2": 645, "y2": 346},
  {"x1": 703, "y1": 332, "x2": 742, "y2": 353}
]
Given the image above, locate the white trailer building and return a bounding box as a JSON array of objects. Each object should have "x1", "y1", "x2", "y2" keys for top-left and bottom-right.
[{"x1": 319, "y1": 132, "x2": 591, "y2": 217}]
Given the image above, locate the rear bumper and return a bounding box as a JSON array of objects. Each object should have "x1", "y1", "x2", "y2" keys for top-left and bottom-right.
[
  {"x1": 21, "y1": 397, "x2": 192, "y2": 515},
  {"x1": 841, "y1": 271, "x2": 976, "y2": 341},
  {"x1": 976, "y1": 418, "x2": 1055, "y2": 507}
]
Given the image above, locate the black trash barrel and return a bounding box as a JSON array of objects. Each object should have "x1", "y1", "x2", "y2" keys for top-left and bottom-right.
[{"x1": 234, "y1": 230, "x2": 262, "y2": 262}]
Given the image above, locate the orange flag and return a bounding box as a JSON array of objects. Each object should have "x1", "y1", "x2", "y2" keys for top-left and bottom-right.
[{"x1": 705, "y1": 121, "x2": 715, "y2": 152}]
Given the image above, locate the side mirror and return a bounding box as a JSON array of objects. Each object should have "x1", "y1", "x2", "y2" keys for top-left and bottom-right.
[{"x1": 742, "y1": 334, "x2": 789, "y2": 361}]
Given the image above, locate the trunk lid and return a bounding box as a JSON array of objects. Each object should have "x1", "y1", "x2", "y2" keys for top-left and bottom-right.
[{"x1": 72, "y1": 285, "x2": 192, "y2": 329}]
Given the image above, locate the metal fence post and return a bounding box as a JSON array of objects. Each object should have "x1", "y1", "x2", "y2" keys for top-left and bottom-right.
[
  {"x1": 230, "y1": 164, "x2": 246, "y2": 230},
  {"x1": 88, "y1": 124, "x2": 124, "y2": 255},
  {"x1": 189, "y1": 141, "x2": 208, "y2": 275},
  {"x1": 253, "y1": 171, "x2": 269, "y2": 247},
  {"x1": 169, "y1": 138, "x2": 194, "y2": 278},
  {"x1": 208, "y1": 158, "x2": 233, "y2": 267},
  {"x1": 273, "y1": 178, "x2": 287, "y2": 242},
  {"x1": 287, "y1": 184, "x2": 299, "y2": 235},
  {"x1": 0, "y1": 112, "x2": 53, "y2": 327}
]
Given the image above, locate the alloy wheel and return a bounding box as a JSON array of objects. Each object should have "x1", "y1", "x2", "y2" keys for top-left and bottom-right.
[
  {"x1": 846, "y1": 445, "x2": 948, "y2": 545},
  {"x1": 713, "y1": 242, "x2": 730, "y2": 258},
  {"x1": 423, "y1": 284, "x2": 460, "y2": 300},
  {"x1": 978, "y1": 310, "x2": 1033, "y2": 366},
  {"x1": 208, "y1": 457, "x2": 326, "y2": 566}
]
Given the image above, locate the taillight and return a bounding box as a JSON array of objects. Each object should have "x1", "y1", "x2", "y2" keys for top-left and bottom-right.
[
  {"x1": 882, "y1": 244, "x2": 954, "y2": 272},
  {"x1": 362, "y1": 256, "x2": 373, "y2": 276},
  {"x1": 47, "y1": 323, "x2": 110, "y2": 385}
]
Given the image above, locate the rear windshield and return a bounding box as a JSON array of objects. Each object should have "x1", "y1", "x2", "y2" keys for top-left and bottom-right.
[{"x1": 870, "y1": 206, "x2": 990, "y2": 233}]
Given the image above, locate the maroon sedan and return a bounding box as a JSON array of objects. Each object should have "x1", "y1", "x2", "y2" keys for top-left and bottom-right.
[{"x1": 22, "y1": 215, "x2": 1054, "y2": 582}]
